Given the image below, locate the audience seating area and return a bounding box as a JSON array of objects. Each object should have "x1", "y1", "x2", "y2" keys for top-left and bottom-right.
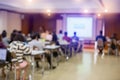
[{"x1": 0, "y1": 30, "x2": 120, "y2": 80}]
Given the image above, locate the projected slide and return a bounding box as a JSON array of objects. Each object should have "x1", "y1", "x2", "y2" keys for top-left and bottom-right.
[{"x1": 66, "y1": 16, "x2": 93, "y2": 38}]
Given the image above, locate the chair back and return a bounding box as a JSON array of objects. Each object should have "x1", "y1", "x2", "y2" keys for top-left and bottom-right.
[{"x1": 97, "y1": 38, "x2": 104, "y2": 47}]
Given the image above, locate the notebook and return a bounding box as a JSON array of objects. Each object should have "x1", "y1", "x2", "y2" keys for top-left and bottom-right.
[{"x1": 0, "y1": 49, "x2": 7, "y2": 62}]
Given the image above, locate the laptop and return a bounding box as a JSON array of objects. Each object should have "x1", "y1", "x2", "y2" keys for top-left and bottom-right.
[{"x1": 0, "y1": 49, "x2": 7, "y2": 63}]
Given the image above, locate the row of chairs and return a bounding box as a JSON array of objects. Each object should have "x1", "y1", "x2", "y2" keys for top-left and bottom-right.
[{"x1": 0, "y1": 40, "x2": 83, "y2": 80}]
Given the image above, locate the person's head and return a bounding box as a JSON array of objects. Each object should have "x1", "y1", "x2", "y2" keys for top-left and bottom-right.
[
  {"x1": 31, "y1": 33, "x2": 40, "y2": 40},
  {"x1": 13, "y1": 33, "x2": 25, "y2": 42},
  {"x1": 18, "y1": 31, "x2": 22, "y2": 34},
  {"x1": 64, "y1": 32, "x2": 68, "y2": 36},
  {"x1": 1, "y1": 30, "x2": 7, "y2": 38},
  {"x1": 53, "y1": 31, "x2": 56, "y2": 35},
  {"x1": 59, "y1": 30, "x2": 62, "y2": 34},
  {"x1": 12, "y1": 29, "x2": 17, "y2": 33},
  {"x1": 100, "y1": 30, "x2": 103, "y2": 35},
  {"x1": 74, "y1": 32, "x2": 76, "y2": 36}
]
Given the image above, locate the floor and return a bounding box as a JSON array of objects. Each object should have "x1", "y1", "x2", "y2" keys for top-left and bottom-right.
[
  {"x1": 1, "y1": 51, "x2": 120, "y2": 80},
  {"x1": 34, "y1": 51, "x2": 120, "y2": 80}
]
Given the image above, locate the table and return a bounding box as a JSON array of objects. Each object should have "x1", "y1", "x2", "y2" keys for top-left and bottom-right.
[
  {"x1": 59, "y1": 41, "x2": 71, "y2": 59},
  {"x1": 44, "y1": 45, "x2": 60, "y2": 69},
  {"x1": 29, "y1": 50, "x2": 46, "y2": 80},
  {"x1": 44, "y1": 41, "x2": 51, "y2": 45}
]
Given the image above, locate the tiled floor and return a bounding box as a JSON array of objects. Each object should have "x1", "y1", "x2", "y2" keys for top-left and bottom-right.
[
  {"x1": 1, "y1": 51, "x2": 120, "y2": 80},
  {"x1": 34, "y1": 51, "x2": 120, "y2": 80}
]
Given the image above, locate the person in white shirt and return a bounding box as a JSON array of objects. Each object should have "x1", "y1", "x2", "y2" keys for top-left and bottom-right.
[
  {"x1": 40, "y1": 31, "x2": 47, "y2": 40},
  {"x1": 57, "y1": 30, "x2": 63, "y2": 41},
  {"x1": 29, "y1": 33, "x2": 45, "y2": 50},
  {"x1": 46, "y1": 32, "x2": 53, "y2": 41},
  {"x1": 28, "y1": 33, "x2": 55, "y2": 69}
]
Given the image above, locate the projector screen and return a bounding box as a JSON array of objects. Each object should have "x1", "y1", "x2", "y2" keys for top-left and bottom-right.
[{"x1": 66, "y1": 16, "x2": 94, "y2": 39}]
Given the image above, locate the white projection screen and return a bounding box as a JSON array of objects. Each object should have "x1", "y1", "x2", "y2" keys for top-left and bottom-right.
[{"x1": 66, "y1": 15, "x2": 95, "y2": 39}]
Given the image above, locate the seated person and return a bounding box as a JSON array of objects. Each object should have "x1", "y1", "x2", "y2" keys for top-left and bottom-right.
[
  {"x1": 96, "y1": 31, "x2": 106, "y2": 54},
  {"x1": 108, "y1": 33, "x2": 119, "y2": 55},
  {"x1": 62, "y1": 32, "x2": 72, "y2": 57},
  {"x1": 63, "y1": 32, "x2": 71, "y2": 43},
  {"x1": 28, "y1": 33, "x2": 56, "y2": 69},
  {"x1": 1, "y1": 30, "x2": 10, "y2": 47},
  {"x1": 41, "y1": 30, "x2": 52, "y2": 41},
  {"x1": 57, "y1": 30, "x2": 63, "y2": 41},
  {"x1": 46, "y1": 31, "x2": 53, "y2": 42},
  {"x1": 71, "y1": 32, "x2": 79, "y2": 52},
  {"x1": 52, "y1": 32, "x2": 59, "y2": 45},
  {"x1": 9, "y1": 33, "x2": 31, "y2": 80}
]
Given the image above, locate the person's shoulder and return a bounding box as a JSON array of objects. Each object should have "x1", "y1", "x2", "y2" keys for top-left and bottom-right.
[
  {"x1": 28, "y1": 40, "x2": 33, "y2": 44},
  {"x1": 96, "y1": 35, "x2": 100, "y2": 39},
  {"x1": 71, "y1": 36, "x2": 74, "y2": 39},
  {"x1": 76, "y1": 36, "x2": 79, "y2": 39},
  {"x1": 30, "y1": 40, "x2": 38, "y2": 44}
]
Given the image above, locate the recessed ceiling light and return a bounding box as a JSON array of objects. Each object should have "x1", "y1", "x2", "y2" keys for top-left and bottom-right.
[
  {"x1": 46, "y1": 9, "x2": 51, "y2": 13},
  {"x1": 84, "y1": 9, "x2": 88, "y2": 13},
  {"x1": 28, "y1": 0, "x2": 32, "y2": 2},
  {"x1": 104, "y1": 9, "x2": 108, "y2": 12},
  {"x1": 97, "y1": 13, "x2": 101, "y2": 17}
]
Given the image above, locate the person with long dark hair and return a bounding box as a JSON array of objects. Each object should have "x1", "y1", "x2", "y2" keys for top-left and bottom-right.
[
  {"x1": 29, "y1": 33, "x2": 56, "y2": 69},
  {"x1": 9, "y1": 33, "x2": 31, "y2": 80},
  {"x1": 10, "y1": 29, "x2": 18, "y2": 43}
]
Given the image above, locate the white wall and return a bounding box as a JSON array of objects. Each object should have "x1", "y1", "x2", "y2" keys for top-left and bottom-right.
[
  {"x1": 0, "y1": 11, "x2": 21, "y2": 37},
  {"x1": 96, "y1": 18, "x2": 103, "y2": 36},
  {"x1": 56, "y1": 19, "x2": 63, "y2": 34},
  {"x1": 0, "y1": 11, "x2": 8, "y2": 33},
  {"x1": 7, "y1": 12, "x2": 21, "y2": 36}
]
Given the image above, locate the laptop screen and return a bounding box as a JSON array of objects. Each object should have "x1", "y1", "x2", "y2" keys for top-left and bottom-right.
[{"x1": 0, "y1": 49, "x2": 7, "y2": 61}]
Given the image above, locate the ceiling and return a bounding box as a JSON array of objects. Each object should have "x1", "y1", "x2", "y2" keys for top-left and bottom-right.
[{"x1": 0, "y1": 0, "x2": 120, "y2": 13}]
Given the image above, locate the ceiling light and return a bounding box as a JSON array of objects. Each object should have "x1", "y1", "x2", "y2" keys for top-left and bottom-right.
[
  {"x1": 104, "y1": 9, "x2": 108, "y2": 12},
  {"x1": 46, "y1": 9, "x2": 51, "y2": 13},
  {"x1": 84, "y1": 9, "x2": 88, "y2": 13},
  {"x1": 28, "y1": 0, "x2": 32, "y2": 2},
  {"x1": 97, "y1": 13, "x2": 101, "y2": 17},
  {"x1": 46, "y1": 9, "x2": 52, "y2": 16},
  {"x1": 76, "y1": 0, "x2": 81, "y2": 2}
]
